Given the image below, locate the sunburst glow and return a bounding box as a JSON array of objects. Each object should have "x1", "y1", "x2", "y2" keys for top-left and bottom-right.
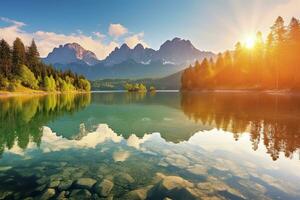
[{"x1": 245, "y1": 35, "x2": 256, "y2": 49}]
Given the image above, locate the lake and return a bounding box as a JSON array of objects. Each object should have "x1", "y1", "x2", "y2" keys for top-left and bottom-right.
[{"x1": 0, "y1": 91, "x2": 299, "y2": 200}]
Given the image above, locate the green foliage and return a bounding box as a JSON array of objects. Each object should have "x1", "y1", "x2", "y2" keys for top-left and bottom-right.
[
  {"x1": 149, "y1": 86, "x2": 156, "y2": 91},
  {"x1": 12, "y1": 37, "x2": 26, "y2": 75},
  {"x1": 0, "y1": 39, "x2": 12, "y2": 77},
  {"x1": 44, "y1": 76, "x2": 56, "y2": 91},
  {"x1": 26, "y1": 40, "x2": 40, "y2": 72},
  {"x1": 0, "y1": 37, "x2": 91, "y2": 92},
  {"x1": 7, "y1": 79, "x2": 21, "y2": 92},
  {"x1": 79, "y1": 79, "x2": 91, "y2": 91},
  {"x1": 19, "y1": 65, "x2": 38, "y2": 89},
  {"x1": 0, "y1": 75, "x2": 9, "y2": 89},
  {"x1": 124, "y1": 83, "x2": 147, "y2": 92}
]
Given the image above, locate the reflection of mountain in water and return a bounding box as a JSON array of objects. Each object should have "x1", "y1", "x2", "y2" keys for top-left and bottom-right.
[
  {"x1": 181, "y1": 92, "x2": 300, "y2": 160},
  {"x1": 1, "y1": 91, "x2": 300, "y2": 161},
  {"x1": 50, "y1": 92, "x2": 204, "y2": 142},
  {"x1": 0, "y1": 93, "x2": 91, "y2": 156}
]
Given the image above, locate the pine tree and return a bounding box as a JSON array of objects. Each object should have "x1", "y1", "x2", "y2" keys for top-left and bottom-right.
[
  {"x1": 271, "y1": 16, "x2": 286, "y2": 45},
  {"x1": 12, "y1": 37, "x2": 26, "y2": 75},
  {"x1": 0, "y1": 39, "x2": 12, "y2": 77},
  {"x1": 26, "y1": 39, "x2": 40, "y2": 72}
]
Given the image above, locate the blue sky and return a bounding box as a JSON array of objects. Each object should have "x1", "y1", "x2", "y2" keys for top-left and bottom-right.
[{"x1": 0, "y1": 0, "x2": 299, "y2": 59}]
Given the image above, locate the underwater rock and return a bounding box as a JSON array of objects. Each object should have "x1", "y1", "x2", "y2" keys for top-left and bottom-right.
[
  {"x1": 75, "y1": 178, "x2": 97, "y2": 189},
  {"x1": 0, "y1": 191, "x2": 13, "y2": 199},
  {"x1": 57, "y1": 191, "x2": 67, "y2": 200},
  {"x1": 36, "y1": 176, "x2": 49, "y2": 185},
  {"x1": 23, "y1": 197, "x2": 34, "y2": 200},
  {"x1": 94, "y1": 179, "x2": 114, "y2": 197},
  {"x1": 114, "y1": 172, "x2": 135, "y2": 186},
  {"x1": 197, "y1": 176, "x2": 245, "y2": 199},
  {"x1": 58, "y1": 179, "x2": 74, "y2": 191},
  {"x1": 49, "y1": 180, "x2": 60, "y2": 188},
  {"x1": 123, "y1": 185, "x2": 153, "y2": 200},
  {"x1": 148, "y1": 173, "x2": 198, "y2": 200},
  {"x1": 0, "y1": 166, "x2": 12, "y2": 171},
  {"x1": 35, "y1": 184, "x2": 48, "y2": 192},
  {"x1": 40, "y1": 188, "x2": 56, "y2": 200},
  {"x1": 69, "y1": 189, "x2": 92, "y2": 199}
]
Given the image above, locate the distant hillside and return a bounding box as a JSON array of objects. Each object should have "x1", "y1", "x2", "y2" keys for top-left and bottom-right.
[{"x1": 91, "y1": 70, "x2": 183, "y2": 90}]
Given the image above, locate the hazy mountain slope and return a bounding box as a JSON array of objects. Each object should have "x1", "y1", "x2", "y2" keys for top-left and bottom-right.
[
  {"x1": 53, "y1": 59, "x2": 184, "y2": 80},
  {"x1": 91, "y1": 70, "x2": 183, "y2": 90},
  {"x1": 43, "y1": 43, "x2": 99, "y2": 65}
]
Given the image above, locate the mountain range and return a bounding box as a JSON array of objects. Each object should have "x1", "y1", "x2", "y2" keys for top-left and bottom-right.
[{"x1": 43, "y1": 37, "x2": 215, "y2": 80}]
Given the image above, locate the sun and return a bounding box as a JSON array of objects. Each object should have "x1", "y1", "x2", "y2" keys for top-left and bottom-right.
[{"x1": 245, "y1": 35, "x2": 256, "y2": 49}]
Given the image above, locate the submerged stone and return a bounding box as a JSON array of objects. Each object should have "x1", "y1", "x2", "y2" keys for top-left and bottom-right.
[
  {"x1": 0, "y1": 166, "x2": 12, "y2": 171},
  {"x1": 114, "y1": 173, "x2": 135, "y2": 187},
  {"x1": 94, "y1": 179, "x2": 114, "y2": 197},
  {"x1": 0, "y1": 191, "x2": 13, "y2": 199},
  {"x1": 49, "y1": 180, "x2": 60, "y2": 188},
  {"x1": 69, "y1": 189, "x2": 91, "y2": 199},
  {"x1": 57, "y1": 191, "x2": 67, "y2": 200},
  {"x1": 75, "y1": 178, "x2": 97, "y2": 189},
  {"x1": 40, "y1": 188, "x2": 56, "y2": 200},
  {"x1": 148, "y1": 173, "x2": 198, "y2": 200},
  {"x1": 35, "y1": 184, "x2": 48, "y2": 192},
  {"x1": 58, "y1": 179, "x2": 74, "y2": 191},
  {"x1": 36, "y1": 176, "x2": 49, "y2": 185},
  {"x1": 123, "y1": 185, "x2": 153, "y2": 200}
]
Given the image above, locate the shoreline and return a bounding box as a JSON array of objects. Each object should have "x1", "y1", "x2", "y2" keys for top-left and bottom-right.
[
  {"x1": 2, "y1": 88, "x2": 300, "y2": 97},
  {"x1": 180, "y1": 89, "x2": 300, "y2": 96},
  {"x1": 0, "y1": 90, "x2": 91, "y2": 98}
]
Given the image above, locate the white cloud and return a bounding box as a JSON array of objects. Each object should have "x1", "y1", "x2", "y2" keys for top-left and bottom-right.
[
  {"x1": 33, "y1": 30, "x2": 118, "y2": 59},
  {"x1": 93, "y1": 31, "x2": 106, "y2": 39},
  {"x1": 0, "y1": 17, "x2": 26, "y2": 27},
  {"x1": 124, "y1": 32, "x2": 148, "y2": 48},
  {"x1": 108, "y1": 23, "x2": 128, "y2": 38},
  {"x1": 0, "y1": 18, "x2": 118, "y2": 59}
]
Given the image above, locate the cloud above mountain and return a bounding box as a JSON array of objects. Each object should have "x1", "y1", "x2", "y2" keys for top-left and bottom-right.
[
  {"x1": 125, "y1": 32, "x2": 148, "y2": 48},
  {"x1": 109, "y1": 23, "x2": 128, "y2": 38},
  {"x1": 0, "y1": 17, "x2": 147, "y2": 59}
]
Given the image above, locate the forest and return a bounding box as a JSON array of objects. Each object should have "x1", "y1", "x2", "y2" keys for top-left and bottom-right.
[
  {"x1": 181, "y1": 16, "x2": 300, "y2": 91},
  {"x1": 0, "y1": 38, "x2": 90, "y2": 92}
]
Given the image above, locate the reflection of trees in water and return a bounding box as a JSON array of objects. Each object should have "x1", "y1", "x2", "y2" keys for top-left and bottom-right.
[
  {"x1": 91, "y1": 92, "x2": 147, "y2": 105},
  {"x1": 181, "y1": 92, "x2": 300, "y2": 160},
  {"x1": 91, "y1": 92, "x2": 180, "y2": 110},
  {"x1": 0, "y1": 93, "x2": 91, "y2": 156}
]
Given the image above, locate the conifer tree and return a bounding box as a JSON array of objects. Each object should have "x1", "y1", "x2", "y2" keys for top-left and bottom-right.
[
  {"x1": 0, "y1": 39, "x2": 12, "y2": 77},
  {"x1": 12, "y1": 37, "x2": 26, "y2": 75}
]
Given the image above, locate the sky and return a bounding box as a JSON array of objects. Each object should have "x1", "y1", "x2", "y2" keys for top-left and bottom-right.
[{"x1": 0, "y1": 0, "x2": 299, "y2": 59}]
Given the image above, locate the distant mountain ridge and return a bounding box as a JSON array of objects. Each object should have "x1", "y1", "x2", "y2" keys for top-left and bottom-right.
[
  {"x1": 43, "y1": 38, "x2": 215, "y2": 80},
  {"x1": 103, "y1": 37, "x2": 214, "y2": 66},
  {"x1": 43, "y1": 43, "x2": 99, "y2": 66}
]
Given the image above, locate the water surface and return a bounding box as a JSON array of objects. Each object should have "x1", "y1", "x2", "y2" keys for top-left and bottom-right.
[{"x1": 0, "y1": 92, "x2": 299, "y2": 199}]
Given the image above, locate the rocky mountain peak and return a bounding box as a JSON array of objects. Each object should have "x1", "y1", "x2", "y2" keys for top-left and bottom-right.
[{"x1": 44, "y1": 43, "x2": 99, "y2": 65}]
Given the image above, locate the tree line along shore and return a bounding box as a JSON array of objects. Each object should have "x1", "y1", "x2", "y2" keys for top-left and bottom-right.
[
  {"x1": 0, "y1": 38, "x2": 90, "y2": 94},
  {"x1": 181, "y1": 16, "x2": 300, "y2": 91}
]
